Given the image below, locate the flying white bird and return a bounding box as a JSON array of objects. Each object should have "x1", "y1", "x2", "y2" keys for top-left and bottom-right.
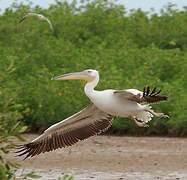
[
  {"x1": 19, "y1": 13, "x2": 54, "y2": 32},
  {"x1": 17, "y1": 69, "x2": 168, "y2": 159}
]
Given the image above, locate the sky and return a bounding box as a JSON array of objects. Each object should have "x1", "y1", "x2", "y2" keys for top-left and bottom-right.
[{"x1": 0, "y1": 0, "x2": 186, "y2": 13}]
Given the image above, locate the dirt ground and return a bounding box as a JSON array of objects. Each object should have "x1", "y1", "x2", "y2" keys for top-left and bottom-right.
[{"x1": 9, "y1": 134, "x2": 187, "y2": 180}]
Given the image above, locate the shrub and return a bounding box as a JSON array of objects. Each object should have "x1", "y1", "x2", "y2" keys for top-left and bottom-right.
[
  {"x1": 0, "y1": 0, "x2": 186, "y2": 135},
  {"x1": 0, "y1": 64, "x2": 27, "y2": 179}
]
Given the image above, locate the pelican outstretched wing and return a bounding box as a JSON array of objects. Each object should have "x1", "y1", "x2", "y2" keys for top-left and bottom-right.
[
  {"x1": 16, "y1": 104, "x2": 113, "y2": 159},
  {"x1": 44, "y1": 18, "x2": 54, "y2": 31},
  {"x1": 19, "y1": 13, "x2": 54, "y2": 31},
  {"x1": 114, "y1": 86, "x2": 168, "y2": 103}
]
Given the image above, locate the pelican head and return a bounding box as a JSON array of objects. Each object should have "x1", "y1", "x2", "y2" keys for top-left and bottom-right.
[{"x1": 52, "y1": 69, "x2": 99, "y2": 82}]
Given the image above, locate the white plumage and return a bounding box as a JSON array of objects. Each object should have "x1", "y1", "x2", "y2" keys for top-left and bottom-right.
[
  {"x1": 19, "y1": 12, "x2": 54, "y2": 31},
  {"x1": 17, "y1": 69, "x2": 168, "y2": 158}
]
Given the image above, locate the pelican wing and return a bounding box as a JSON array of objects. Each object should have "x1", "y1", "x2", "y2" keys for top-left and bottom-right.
[
  {"x1": 19, "y1": 13, "x2": 54, "y2": 31},
  {"x1": 44, "y1": 17, "x2": 54, "y2": 31},
  {"x1": 19, "y1": 13, "x2": 39, "y2": 23},
  {"x1": 16, "y1": 104, "x2": 113, "y2": 159},
  {"x1": 114, "y1": 86, "x2": 168, "y2": 103}
]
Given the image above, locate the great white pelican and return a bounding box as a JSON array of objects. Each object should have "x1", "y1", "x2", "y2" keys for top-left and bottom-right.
[
  {"x1": 19, "y1": 13, "x2": 54, "y2": 32},
  {"x1": 17, "y1": 69, "x2": 168, "y2": 159}
]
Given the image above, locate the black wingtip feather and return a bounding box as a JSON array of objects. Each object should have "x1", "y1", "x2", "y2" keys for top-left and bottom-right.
[
  {"x1": 143, "y1": 87, "x2": 146, "y2": 96},
  {"x1": 154, "y1": 89, "x2": 161, "y2": 96},
  {"x1": 150, "y1": 87, "x2": 156, "y2": 96},
  {"x1": 146, "y1": 86, "x2": 150, "y2": 96},
  {"x1": 142, "y1": 86, "x2": 168, "y2": 103}
]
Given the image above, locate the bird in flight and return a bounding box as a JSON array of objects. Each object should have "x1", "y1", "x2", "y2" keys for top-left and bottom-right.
[
  {"x1": 17, "y1": 69, "x2": 168, "y2": 159},
  {"x1": 19, "y1": 13, "x2": 54, "y2": 32}
]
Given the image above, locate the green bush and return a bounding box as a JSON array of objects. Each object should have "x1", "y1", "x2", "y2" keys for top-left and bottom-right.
[
  {"x1": 0, "y1": 0, "x2": 186, "y2": 135},
  {"x1": 0, "y1": 65, "x2": 28, "y2": 179}
]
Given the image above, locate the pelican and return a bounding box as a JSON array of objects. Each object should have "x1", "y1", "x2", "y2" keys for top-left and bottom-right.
[
  {"x1": 19, "y1": 13, "x2": 54, "y2": 32},
  {"x1": 17, "y1": 69, "x2": 168, "y2": 159}
]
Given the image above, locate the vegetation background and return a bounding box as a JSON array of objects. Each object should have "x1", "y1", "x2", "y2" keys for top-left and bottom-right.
[
  {"x1": 1, "y1": 0, "x2": 187, "y2": 136},
  {"x1": 0, "y1": 0, "x2": 187, "y2": 178},
  {"x1": 0, "y1": 0, "x2": 187, "y2": 134}
]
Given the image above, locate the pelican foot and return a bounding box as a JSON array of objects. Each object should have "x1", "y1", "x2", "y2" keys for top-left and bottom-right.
[
  {"x1": 161, "y1": 114, "x2": 169, "y2": 118},
  {"x1": 143, "y1": 123, "x2": 149, "y2": 128},
  {"x1": 134, "y1": 118, "x2": 149, "y2": 128},
  {"x1": 159, "y1": 113, "x2": 169, "y2": 119}
]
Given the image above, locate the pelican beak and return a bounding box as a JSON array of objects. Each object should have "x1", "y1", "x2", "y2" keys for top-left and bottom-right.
[{"x1": 52, "y1": 71, "x2": 91, "y2": 81}]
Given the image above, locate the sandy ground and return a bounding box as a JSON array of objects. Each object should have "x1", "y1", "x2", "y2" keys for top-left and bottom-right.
[{"x1": 8, "y1": 134, "x2": 187, "y2": 180}]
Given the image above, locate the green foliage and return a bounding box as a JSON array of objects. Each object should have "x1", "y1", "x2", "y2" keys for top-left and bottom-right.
[
  {"x1": 0, "y1": 64, "x2": 28, "y2": 179},
  {"x1": 58, "y1": 174, "x2": 74, "y2": 180},
  {"x1": 22, "y1": 171, "x2": 41, "y2": 179},
  {"x1": 0, "y1": 0, "x2": 186, "y2": 135}
]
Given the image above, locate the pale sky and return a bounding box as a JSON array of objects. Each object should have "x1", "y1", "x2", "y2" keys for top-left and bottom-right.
[{"x1": 0, "y1": 0, "x2": 187, "y2": 13}]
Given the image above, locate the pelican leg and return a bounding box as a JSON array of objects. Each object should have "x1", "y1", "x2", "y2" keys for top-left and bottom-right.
[
  {"x1": 131, "y1": 116, "x2": 149, "y2": 128},
  {"x1": 145, "y1": 108, "x2": 169, "y2": 118}
]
